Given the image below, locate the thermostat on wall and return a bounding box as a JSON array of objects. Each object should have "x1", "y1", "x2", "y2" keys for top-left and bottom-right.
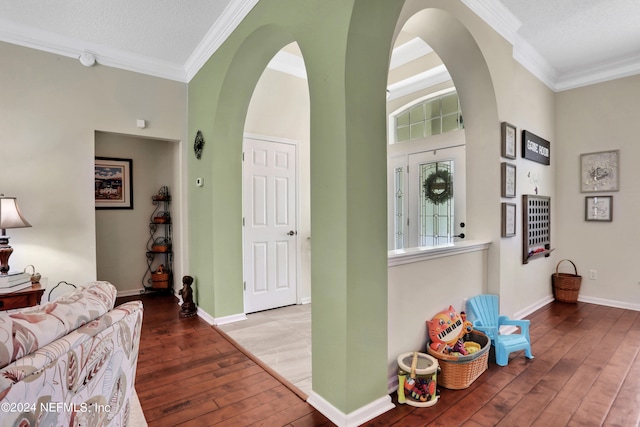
[{"x1": 195, "y1": 177, "x2": 204, "y2": 187}]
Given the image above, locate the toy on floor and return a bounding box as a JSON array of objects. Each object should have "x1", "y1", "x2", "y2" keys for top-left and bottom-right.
[
  {"x1": 427, "y1": 306, "x2": 473, "y2": 355},
  {"x1": 397, "y1": 352, "x2": 440, "y2": 407}
]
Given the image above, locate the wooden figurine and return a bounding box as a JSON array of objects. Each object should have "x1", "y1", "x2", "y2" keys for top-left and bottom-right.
[{"x1": 179, "y1": 275, "x2": 197, "y2": 318}]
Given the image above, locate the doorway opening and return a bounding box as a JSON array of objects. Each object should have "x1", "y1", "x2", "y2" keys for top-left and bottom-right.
[{"x1": 95, "y1": 131, "x2": 181, "y2": 297}]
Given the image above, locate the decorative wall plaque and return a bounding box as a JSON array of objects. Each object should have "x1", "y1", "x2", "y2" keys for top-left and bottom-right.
[
  {"x1": 522, "y1": 130, "x2": 550, "y2": 165},
  {"x1": 580, "y1": 150, "x2": 619, "y2": 192}
]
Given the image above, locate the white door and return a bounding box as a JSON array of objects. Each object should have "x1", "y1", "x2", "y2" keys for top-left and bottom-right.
[
  {"x1": 407, "y1": 146, "x2": 466, "y2": 247},
  {"x1": 243, "y1": 137, "x2": 298, "y2": 313}
]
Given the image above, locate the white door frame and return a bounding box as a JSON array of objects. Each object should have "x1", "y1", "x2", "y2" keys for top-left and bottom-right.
[{"x1": 242, "y1": 133, "x2": 302, "y2": 312}]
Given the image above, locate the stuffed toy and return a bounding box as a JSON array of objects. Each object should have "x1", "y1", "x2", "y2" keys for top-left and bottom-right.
[{"x1": 427, "y1": 306, "x2": 472, "y2": 355}]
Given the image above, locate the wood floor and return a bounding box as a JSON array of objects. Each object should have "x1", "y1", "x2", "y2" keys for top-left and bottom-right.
[{"x1": 118, "y1": 293, "x2": 640, "y2": 427}]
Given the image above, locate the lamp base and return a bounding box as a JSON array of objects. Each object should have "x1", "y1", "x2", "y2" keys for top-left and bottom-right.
[{"x1": 0, "y1": 244, "x2": 13, "y2": 275}]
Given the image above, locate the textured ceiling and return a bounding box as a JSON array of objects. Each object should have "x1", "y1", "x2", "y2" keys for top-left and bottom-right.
[
  {"x1": 0, "y1": 0, "x2": 639, "y2": 90},
  {"x1": 500, "y1": 0, "x2": 640, "y2": 76},
  {"x1": 0, "y1": 0, "x2": 228, "y2": 63}
]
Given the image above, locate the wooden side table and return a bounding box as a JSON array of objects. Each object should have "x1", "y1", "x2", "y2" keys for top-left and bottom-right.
[{"x1": 0, "y1": 283, "x2": 45, "y2": 311}]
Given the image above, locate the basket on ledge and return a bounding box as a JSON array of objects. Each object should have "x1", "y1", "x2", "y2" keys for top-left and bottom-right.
[{"x1": 552, "y1": 259, "x2": 582, "y2": 303}]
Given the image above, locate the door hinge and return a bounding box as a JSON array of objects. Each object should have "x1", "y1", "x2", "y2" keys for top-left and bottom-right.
[
  {"x1": 407, "y1": 218, "x2": 410, "y2": 227},
  {"x1": 242, "y1": 217, "x2": 245, "y2": 226},
  {"x1": 242, "y1": 152, "x2": 245, "y2": 161},
  {"x1": 243, "y1": 281, "x2": 246, "y2": 291}
]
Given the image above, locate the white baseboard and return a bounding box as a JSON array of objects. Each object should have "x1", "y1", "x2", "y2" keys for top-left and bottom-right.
[
  {"x1": 514, "y1": 293, "x2": 640, "y2": 317},
  {"x1": 513, "y1": 295, "x2": 554, "y2": 319},
  {"x1": 117, "y1": 289, "x2": 143, "y2": 297},
  {"x1": 578, "y1": 295, "x2": 640, "y2": 312},
  {"x1": 307, "y1": 391, "x2": 394, "y2": 427}
]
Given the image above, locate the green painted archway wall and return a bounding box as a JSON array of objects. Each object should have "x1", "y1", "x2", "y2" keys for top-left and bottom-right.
[
  {"x1": 188, "y1": 0, "x2": 403, "y2": 413},
  {"x1": 188, "y1": 0, "x2": 501, "y2": 415}
]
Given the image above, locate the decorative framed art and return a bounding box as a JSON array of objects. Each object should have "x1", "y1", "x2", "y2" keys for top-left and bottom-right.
[
  {"x1": 501, "y1": 122, "x2": 516, "y2": 159},
  {"x1": 580, "y1": 149, "x2": 619, "y2": 192},
  {"x1": 501, "y1": 162, "x2": 516, "y2": 198},
  {"x1": 95, "y1": 157, "x2": 133, "y2": 209},
  {"x1": 501, "y1": 202, "x2": 516, "y2": 237},
  {"x1": 585, "y1": 196, "x2": 612, "y2": 222}
]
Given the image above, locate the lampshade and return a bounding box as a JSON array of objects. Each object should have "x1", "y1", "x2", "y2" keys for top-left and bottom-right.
[{"x1": 0, "y1": 196, "x2": 31, "y2": 230}]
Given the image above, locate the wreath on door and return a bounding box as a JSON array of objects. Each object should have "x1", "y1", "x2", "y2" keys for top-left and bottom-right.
[{"x1": 423, "y1": 169, "x2": 453, "y2": 205}]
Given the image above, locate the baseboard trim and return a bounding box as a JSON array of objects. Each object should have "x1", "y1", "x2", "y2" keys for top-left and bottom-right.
[
  {"x1": 307, "y1": 392, "x2": 394, "y2": 427},
  {"x1": 514, "y1": 295, "x2": 554, "y2": 319},
  {"x1": 578, "y1": 295, "x2": 640, "y2": 312}
]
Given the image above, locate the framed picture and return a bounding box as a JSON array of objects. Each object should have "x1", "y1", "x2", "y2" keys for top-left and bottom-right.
[
  {"x1": 585, "y1": 196, "x2": 612, "y2": 222},
  {"x1": 580, "y1": 149, "x2": 619, "y2": 192},
  {"x1": 501, "y1": 162, "x2": 516, "y2": 198},
  {"x1": 95, "y1": 157, "x2": 133, "y2": 209},
  {"x1": 501, "y1": 202, "x2": 516, "y2": 237},
  {"x1": 501, "y1": 122, "x2": 517, "y2": 159}
]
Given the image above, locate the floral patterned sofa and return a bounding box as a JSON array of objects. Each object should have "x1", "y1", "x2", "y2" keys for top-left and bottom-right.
[{"x1": 0, "y1": 281, "x2": 143, "y2": 427}]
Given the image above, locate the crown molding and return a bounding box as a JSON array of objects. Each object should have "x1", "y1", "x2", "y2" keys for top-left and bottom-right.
[
  {"x1": 555, "y1": 53, "x2": 640, "y2": 91},
  {"x1": 184, "y1": 0, "x2": 259, "y2": 81},
  {"x1": 459, "y1": 0, "x2": 521, "y2": 45},
  {"x1": 0, "y1": 17, "x2": 188, "y2": 82},
  {"x1": 461, "y1": 0, "x2": 640, "y2": 92},
  {"x1": 389, "y1": 37, "x2": 433, "y2": 70},
  {"x1": 387, "y1": 64, "x2": 451, "y2": 101}
]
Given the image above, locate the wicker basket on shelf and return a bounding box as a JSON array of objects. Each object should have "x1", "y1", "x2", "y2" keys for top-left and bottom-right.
[
  {"x1": 552, "y1": 259, "x2": 582, "y2": 303},
  {"x1": 427, "y1": 330, "x2": 489, "y2": 389}
]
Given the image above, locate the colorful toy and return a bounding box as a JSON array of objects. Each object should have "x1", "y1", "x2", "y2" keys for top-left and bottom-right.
[
  {"x1": 427, "y1": 306, "x2": 472, "y2": 355},
  {"x1": 397, "y1": 352, "x2": 440, "y2": 407}
]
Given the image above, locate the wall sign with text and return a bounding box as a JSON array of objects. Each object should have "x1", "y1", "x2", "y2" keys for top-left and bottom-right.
[{"x1": 522, "y1": 130, "x2": 550, "y2": 165}]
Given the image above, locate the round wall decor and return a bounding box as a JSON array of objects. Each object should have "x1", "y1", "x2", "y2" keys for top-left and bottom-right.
[{"x1": 423, "y1": 170, "x2": 453, "y2": 205}]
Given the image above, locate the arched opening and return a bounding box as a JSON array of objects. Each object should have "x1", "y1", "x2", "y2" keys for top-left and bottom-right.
[
  {"x1": 221, "y1": 41, "x2": 313, "y2": 395},
  {"x1": 386, "y1": 4, "x2": 502, "y2": 389},
  {"x1": 386, "y1": 32, "x2": 466, "y2": 250}
]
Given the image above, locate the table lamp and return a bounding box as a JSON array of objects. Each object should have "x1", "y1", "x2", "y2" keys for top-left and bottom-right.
[{"x1": 0, "y1": 195, "x2": 32, "y2": 275}]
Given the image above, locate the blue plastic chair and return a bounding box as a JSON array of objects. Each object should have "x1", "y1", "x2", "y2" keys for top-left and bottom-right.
[{"x1": 466, "y1": 294, "x2": 533, "y2": 366}]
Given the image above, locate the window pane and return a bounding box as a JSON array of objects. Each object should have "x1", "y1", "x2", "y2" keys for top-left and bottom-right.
[
  {"x1": 442, "y1": 114, "x2": 459, "y2": 133},
  {"x1": 410, "y1": 122, "x2": 425, "y2": 139},
  {"x1": 397, "y1": 111, "x2": 410, "y2": 127},
  {"x1": 394, "y1": 167, "x2": 404, "y2": 249},
  {"x1": 392, "y1": 91, "x2": 462, "y2": 144},
  {"x1": 409, "y1": 104, "x2": 424, "y2": 124},
  {"x1": 441, "y1": 93, "x2": 458, "y2": 116},
  {"x1": 419, "y1": 161, "x2": 454, "y2": 246},
  {"x1": 425, "y1": 99, "x2": 440, "y2": 119},
  {"x1": 397, "y1": 126, "x2": 410, "y2": 142},
  {"x1": 425, "y1": 118, "x2": 441, "y2": 137}
]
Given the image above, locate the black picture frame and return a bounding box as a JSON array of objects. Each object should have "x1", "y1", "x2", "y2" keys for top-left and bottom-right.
[
  {"x1": 585, "y1": 196, "x2": 612, "y2": 222},
  {"x1": 95, "y1": 157, "x2": 134, "y2": 209}
]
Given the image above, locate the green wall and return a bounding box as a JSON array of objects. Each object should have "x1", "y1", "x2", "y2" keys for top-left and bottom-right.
[{"x1": 188, "y1": 0, "x2": 403, "y2": 414}]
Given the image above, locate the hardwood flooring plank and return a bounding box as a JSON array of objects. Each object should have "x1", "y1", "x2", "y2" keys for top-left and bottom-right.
[
  {"x1": 119, "y1": 294, "x2": 640, "y2": 427},
  {"x1": 603, "y1": 341, "x2": 640, "y2": 427}
]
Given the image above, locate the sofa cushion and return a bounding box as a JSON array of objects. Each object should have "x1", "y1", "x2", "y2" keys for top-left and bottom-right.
[{"x1": 0, "y1": 281, "x2": 116, "y2": 369}]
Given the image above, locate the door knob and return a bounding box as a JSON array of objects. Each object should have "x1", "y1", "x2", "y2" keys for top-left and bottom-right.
[{"x1": 287, "y1": 230, "x2": 297, "y2": 236}]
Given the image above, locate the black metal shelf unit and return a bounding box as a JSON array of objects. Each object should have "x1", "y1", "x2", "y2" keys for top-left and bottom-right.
[{"x1": 143, "y1": 186, "x2": 173, "y2": 291}]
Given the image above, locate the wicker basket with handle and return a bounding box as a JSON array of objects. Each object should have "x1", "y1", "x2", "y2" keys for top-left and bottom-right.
[
  {"x1": 552, "y1": 259, "x2": 582, "y2": 303},
  {"x1": 427, "y1": 331, "x2": 489, "y2": 389}
]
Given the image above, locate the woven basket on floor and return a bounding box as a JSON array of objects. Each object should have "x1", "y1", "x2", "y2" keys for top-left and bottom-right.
[
  {"x1": 427, "y1": 331, "x2": 489, "y2": 389},
  {"x1": 552, "y1": 259, "x2": 582, "y2": 303}
]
